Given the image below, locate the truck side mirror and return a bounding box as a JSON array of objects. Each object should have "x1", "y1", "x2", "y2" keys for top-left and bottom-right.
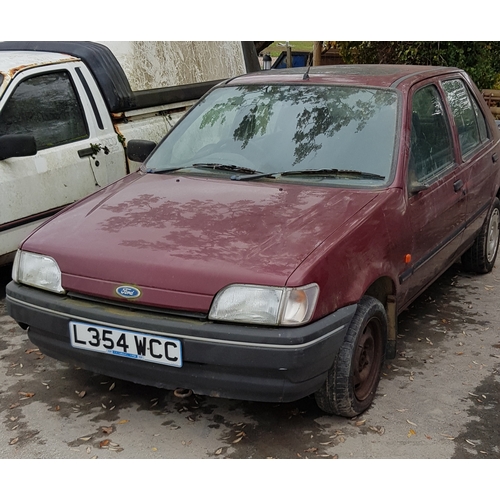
[
  {"x1": 0, "y1": 134, "x2": 37, "y2": 160},
  {"x1": 127, "y1": 140, "x2": 156, "y2": 163}
]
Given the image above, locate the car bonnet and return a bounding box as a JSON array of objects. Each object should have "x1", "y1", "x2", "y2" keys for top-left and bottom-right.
[{"x1": 21, "y1": 172, "x2": 379, "y2": 312}]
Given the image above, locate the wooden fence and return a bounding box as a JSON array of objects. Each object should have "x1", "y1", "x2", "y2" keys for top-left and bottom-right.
[{"x1": 482, "y1": 89, "x2": 500, "y2": 119}]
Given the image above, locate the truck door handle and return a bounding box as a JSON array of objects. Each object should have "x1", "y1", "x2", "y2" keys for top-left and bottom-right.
[
  {"x1": 78, "y1": 147, "x2": 95, "y2": 158},
  {"x1": 493, "y1": 152, "x2": 498, "y2": 163},
  {"x1": 454, "y1": 179, "x2": 464, "y2": 192}
]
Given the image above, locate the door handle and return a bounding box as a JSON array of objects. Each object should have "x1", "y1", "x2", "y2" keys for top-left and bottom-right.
[
  {"x1": 78, "y1": 147, "x2": 95, "y2": 158},
  {"x1": 454, "y1": 179, "x2": 464, "y2": 192}
]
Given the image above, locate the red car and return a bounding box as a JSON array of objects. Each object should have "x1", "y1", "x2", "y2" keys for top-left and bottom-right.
[{"x1": 6, "y1": 65, "x2": 500, "y2": 416}]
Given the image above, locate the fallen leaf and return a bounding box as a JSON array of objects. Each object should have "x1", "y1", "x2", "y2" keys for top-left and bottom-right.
[
  {"x1": 465, "y1": 439, "x2": 476, "y2": 447},
  {"x1": 152, "y1": 447, "x2": 158, "y2": 452},
  {"x1": 406, "y1": 419, "x2": 417, "y2": 426},
  {"x1": 78, "y1": 391, "x2": 86, "y2": 398},
  {"x1": 19, "y1": 392, "x2": 35, "y2": 398},
  {"x1": 99, "y1": 439, "x2": 110, "y2": 448},
  {"x1": 407, "y1": 429, "x2": 416, "y2": 438},
  {"x1": 215, "y1": 447, "x2": 223, "y2": 455},
  {"x1": 320, "y1": 441, "x2": 333, "y2": 445},
  {"x1": 78, "y1": 436, "x2": 92, "y2": 441},
  {"x1": 9, "y1": 403, "x2": 20, "y2": 409},
  {"x1": 117, "y1": 420, "x2": 129, "y2": 425},
  {"x1": 304, "y1": 447, "x2": 318, "y2": 453},
  {"x1": 9, "y1": 437, "x2": 19, "y2": 445},
  {"x1": 354, "y1": 419, "x2": 366, "y2": 427},
  {"x1": 102, "y1": 426, "x2": 113, "y2": 434},
  {"x1": 109, "y1": 382, "x2": 115, "y2": 391},
  {"x1": 440, "y1": 433, "x2": 455, "y2": 440},
  {"x1": 456, "y1": 352, "x2": 464, "y2": 355},
  {"x1": 232, "y1": 435, "x2": 244, "y2": 444}
]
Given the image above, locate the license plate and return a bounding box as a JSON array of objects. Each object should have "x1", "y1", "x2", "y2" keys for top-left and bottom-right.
[{"x1": 69, "y1": 321, "x2": 182, "y2": 368}]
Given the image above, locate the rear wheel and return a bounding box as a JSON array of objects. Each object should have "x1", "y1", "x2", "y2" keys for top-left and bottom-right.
[
  {"x1": 315, "y1": 296, "x2": 386, "y2": 417},
  {"x1": 462, "y1": 197, "x2": 500, "y2": 274}
]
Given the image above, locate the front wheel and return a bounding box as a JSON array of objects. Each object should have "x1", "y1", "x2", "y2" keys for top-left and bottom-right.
[
  {"x1": 315, "y1": 296, "x2": 387, "y2": 417},
  {"x1": 462, "y1": 197, "x2": 500, "y2": 274}
]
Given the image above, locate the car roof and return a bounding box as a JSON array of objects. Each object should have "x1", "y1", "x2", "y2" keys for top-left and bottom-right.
[
  {"x1": 227, "y1": 64, "x2": 462, "y2": 89},
  {"x1": 0, "y1": 50, "x2": 79, "y2": 74}
]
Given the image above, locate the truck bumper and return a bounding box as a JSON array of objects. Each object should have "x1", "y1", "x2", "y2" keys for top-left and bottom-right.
[{"x1": 6, "y1": 281, "x2": 356, "y2": 403}]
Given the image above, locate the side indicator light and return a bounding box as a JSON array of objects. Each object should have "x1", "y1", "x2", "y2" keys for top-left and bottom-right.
[{"x1": 405, "y1": 254, "x2": 412, "y2": 264}]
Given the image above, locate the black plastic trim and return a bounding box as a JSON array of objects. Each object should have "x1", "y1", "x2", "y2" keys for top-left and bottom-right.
[
  {"x1": 0, "y1": 205, "x2": 69, "y2": 233},
  {"x1": 75, "y1": 66, "x2": 103, "y2": 129}
]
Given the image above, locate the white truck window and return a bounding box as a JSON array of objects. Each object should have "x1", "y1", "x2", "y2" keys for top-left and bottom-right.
[{"x1": 0, "y1": 71, "x2": 88, "y2": 150}]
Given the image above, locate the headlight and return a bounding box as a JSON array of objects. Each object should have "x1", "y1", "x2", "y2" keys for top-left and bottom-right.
[
  {"x1": 12, "y1": 250, "x2": 65, "y2": 294},
  {"x1": 209, "y1": 283, "x2": 319, "y2": 326}
]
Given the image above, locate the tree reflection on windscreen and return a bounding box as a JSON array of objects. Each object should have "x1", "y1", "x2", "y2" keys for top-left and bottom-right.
[{"x1": 147, "y1": 84, "x2": 399, "y2": 181}]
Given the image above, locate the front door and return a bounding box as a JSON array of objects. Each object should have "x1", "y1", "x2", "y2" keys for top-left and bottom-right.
[{"x1": 401, "y1": 83, "x2": 467, "y2": 305}]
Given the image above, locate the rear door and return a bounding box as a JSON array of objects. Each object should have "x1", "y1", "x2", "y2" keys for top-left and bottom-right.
[
  {"x1": 401, "y1": 82, "x2": 467, "y2": 304},
  {"x1": 440, "y1": 76, "x2": 500, "y2": 243}
]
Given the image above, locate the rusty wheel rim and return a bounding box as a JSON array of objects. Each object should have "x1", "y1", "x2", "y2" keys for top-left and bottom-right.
[{"x1": 353, "y1": 319, "x2": 383, "y2": 402}]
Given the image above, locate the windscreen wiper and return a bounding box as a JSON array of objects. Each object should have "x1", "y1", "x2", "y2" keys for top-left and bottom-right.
[
  {"x1": 192, "y1": 163, "x2": 261, "y2": 174},
  {"x1": 148, "y1": 163, "x2": 261, "y2": 175},
  {"x1": 232, "y1": 168, "x2": 386, "y2": 181}
]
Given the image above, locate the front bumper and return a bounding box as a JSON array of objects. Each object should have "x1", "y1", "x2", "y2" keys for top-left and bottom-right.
[{"x1": 6, "y1": 281, "x2": 356, "y2": 403}]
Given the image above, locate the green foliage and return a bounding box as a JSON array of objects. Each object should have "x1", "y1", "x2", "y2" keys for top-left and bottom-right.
[{"x1": 337, "y1": 42, "x2": 500, "y2": 89}]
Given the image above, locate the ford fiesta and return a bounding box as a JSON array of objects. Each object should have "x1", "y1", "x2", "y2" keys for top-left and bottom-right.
[{"x1": 6, "y1": 65, "x2": 500, "y2": 417}]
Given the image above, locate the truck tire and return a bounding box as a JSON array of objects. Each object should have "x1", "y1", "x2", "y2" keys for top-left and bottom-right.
[
  {"x1": 315, "y1": 296, "x2": 386, "y2": 417},
  {"x1": 462, "y1": 197, "x2": 500, "y2": 274}
]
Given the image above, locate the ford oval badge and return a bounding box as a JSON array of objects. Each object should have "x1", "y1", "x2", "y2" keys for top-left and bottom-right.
[{"x1": 115, "y1": 285, "x2": 142, "y2": 299}]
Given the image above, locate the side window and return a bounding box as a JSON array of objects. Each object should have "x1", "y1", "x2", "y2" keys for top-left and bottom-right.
[
  {"x1": 442, "y1": 79, "x2": 487, "y2": 156},
  {"x1": 471, "y1": 94, "x2": 489, "y2": 143},
  {"x1": 409, "y1": 85, "x2": 454, "y2": 184},
  {"x1": 0, "y1": 71, "x2": 88, "y2": 150}
]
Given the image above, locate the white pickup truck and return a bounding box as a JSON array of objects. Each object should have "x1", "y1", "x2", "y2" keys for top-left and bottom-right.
[{"x1": 0, "y1": 41, "x2": 259, "y2": 265}]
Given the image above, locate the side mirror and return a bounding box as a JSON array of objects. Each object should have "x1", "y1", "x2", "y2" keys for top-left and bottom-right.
[
  {"x1": 0, "y1": 134, "x2": 37, "y2": 160},
  {"x1": 127, "y1": 140, "x2": 156, "y2": 163},
  {"x1": 409, "y1": 180, "x2": 429, "y2": 195}
]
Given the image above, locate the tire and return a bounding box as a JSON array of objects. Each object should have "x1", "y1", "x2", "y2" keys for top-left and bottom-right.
[
  {"x1": 462, "y1": 197, "x2": 500, "y2": 274},
  {"x1": 315, "y1": 296, "x2": 387, "y2": 417}
]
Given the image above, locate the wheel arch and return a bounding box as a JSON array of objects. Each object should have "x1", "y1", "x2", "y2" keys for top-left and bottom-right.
[{"x1": 364, "y1": 276, "x2": 398, "y2": 359}]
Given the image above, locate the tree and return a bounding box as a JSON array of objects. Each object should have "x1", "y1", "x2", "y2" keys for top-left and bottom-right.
[{"x1": 337, "y1": 42, "x2": 500, "y2": 89}]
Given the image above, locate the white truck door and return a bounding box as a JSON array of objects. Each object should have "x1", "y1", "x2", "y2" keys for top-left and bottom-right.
[{"x1": 0, "y1": 62, "x2": 126, "y2": 262}]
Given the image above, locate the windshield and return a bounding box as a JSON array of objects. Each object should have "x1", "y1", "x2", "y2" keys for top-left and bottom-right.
[{"x1": 146, "y1": 84, "x2": 399, "y2": 186}]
